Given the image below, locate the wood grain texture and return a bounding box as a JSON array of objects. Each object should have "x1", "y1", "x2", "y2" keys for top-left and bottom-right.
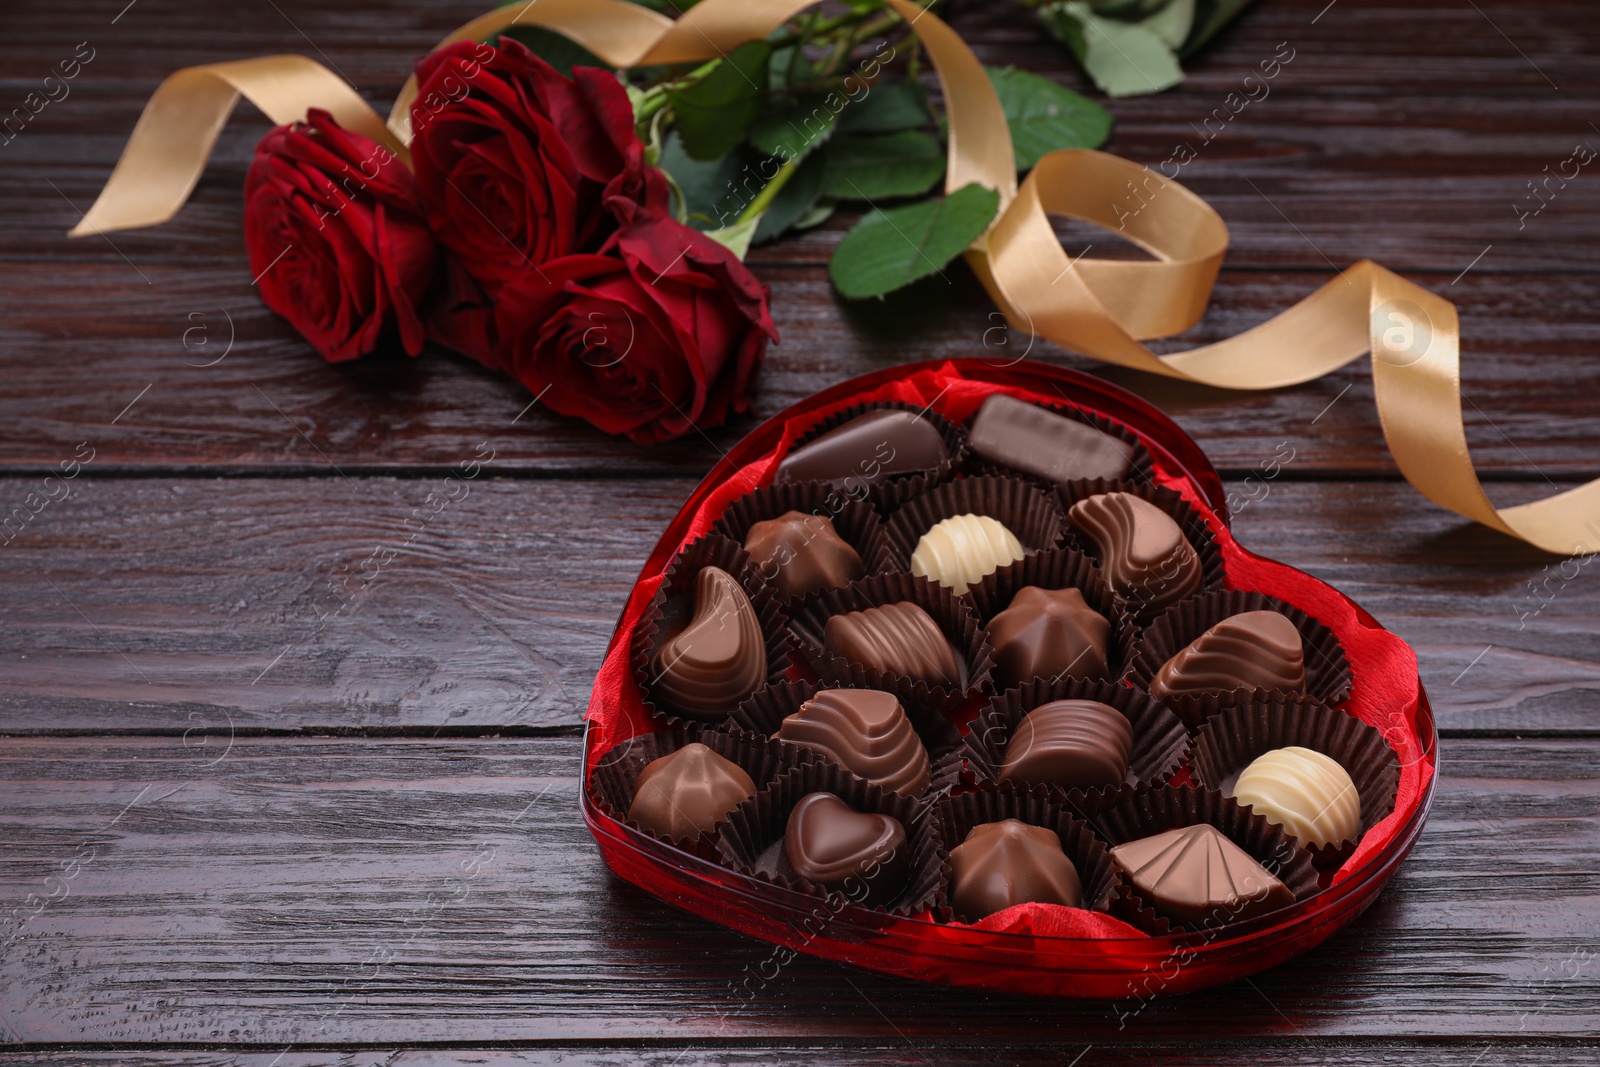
[{"x1": 0, "y1": 736, "x2": 1596, "y2": 1049}]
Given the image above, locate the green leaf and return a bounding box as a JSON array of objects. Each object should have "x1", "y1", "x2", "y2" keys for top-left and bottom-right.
[
  {"x1": 837, "y1": 81, "x2": 930, "y2": 134},
  {"x1": 499, "y1": 26, "x2": 610, "y2": 76},
  {"x1": 829, "y1": 182, "x2": 1000, "y2": 299},
  {"x1": 794, "y1": 200, "x2": 836, "y2": 230},
  {"x1": 748, "y1": 96, "x2": 840, "y2": 162},
  {"x1": 985, "y1": 66, "x2": 1112, "y2": 171},
  {"x1": 820, "y1": 130, "x2": 944, "y2": 202},
  {"x1": 666, "y1": 40, "x2": 771, "y2": 161},
  {"x1": 1182, "y1": 0, "x2": 1257, "y2": 56},
  {"x1": 659, "y1": 133, "x2": 757, "y2": 231},
  {"x1": 1143, "y1": 0, "x2": 1196, "y2": 50},
  {"x1": 1037, "y1": 2, "x2": 1184, "y2": 97},
  {"x1": 753, "y1": 154, "x2": 826, "y2": 244}
]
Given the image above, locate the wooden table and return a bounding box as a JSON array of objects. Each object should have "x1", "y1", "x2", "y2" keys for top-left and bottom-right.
[{"x1": 3, "y1": 0, "x2": 1597, "y2": 1062}]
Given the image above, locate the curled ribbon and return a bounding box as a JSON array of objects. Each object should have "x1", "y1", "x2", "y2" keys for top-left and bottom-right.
[{"x1": 70, "y1": 0, "x2": 1600, "y2": 555}]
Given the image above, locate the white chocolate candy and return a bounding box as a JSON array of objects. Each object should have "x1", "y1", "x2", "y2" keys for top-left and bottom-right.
[
  {"x1": 909, "y1": 514, "x2": 1024, "y2": 595},
  {"x1": 1233, "y1": 746, "x2": 1360, "y2": 848}
]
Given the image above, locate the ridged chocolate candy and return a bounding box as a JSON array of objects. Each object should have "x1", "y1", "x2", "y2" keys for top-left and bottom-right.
[
  {"x1": 627, "y1": 742, "x2": 757, "y2": 840},
  {"x1": 743, "y1": 510, "x2": 865, "y2": 599},
  {"x1": 777, "y1": 689, "x2": 931, "y2": 796},
  {"x1": 784, "y1": 792, "x2": 909, "y2": 905},
  {"x1": 909, "y1": 514, "x2": 1026, "y2": 595},
  {"x1": 823, "y1": 601, "x2": 962, "y2": 686},
  {"x1": 1067, "y1": 493, "x2": 1201, "y2": 614},
  {"x1": 777, "y1": 410, "x2": 948, "y2": 486},
  {"x1": 948, "y1": 819, "x2": 1082, "y2": 921},
  {"x1": 651, "y1": 566, "x2": 767, "y2": 720},
  {"x1": 1148, "y1": 610, "x2": 1306, "y2": 701},
  {"x1": 986, "y1": 586, "x2": 1111, "y2": 686},
  {"x1": 999, "y1": 699, "x2": 1132, "y2": 791},
  {"x1": 968, "y1": 394, "x2": 1135, "y2": 483},
  {"x1": 1110, "y1": 824, "x2": 1294, "y2": 928},
  {"x1": 1233, "y1": 746, "x2": 1360, "y2": 848}
]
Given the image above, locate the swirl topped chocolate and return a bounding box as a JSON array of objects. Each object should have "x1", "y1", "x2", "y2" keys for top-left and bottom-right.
[
  {"x1": 744, "y1": 510, "x2": 864, "y2": 600},
  {"x1": 968, "y1": 394, "x2": 1136, "y2": 483},
  {"x1": 986, "y1": 586, "x2": 1111, "y2": 686},
  {"x1": 1110, "y1": 824, "x2": 1294, "y2": 928},
  {"x1": 824, "y1": 601, "x2": 961, "y2": 686},
  {"x1": 910, "y1": 514, "x2": 1025, "y2": 595},
  {"x1": 1149, "y1": 610, "x2": 1306, "y2": 701},
  {"x1": 651, "y1": 566, "x2": 768, "y2": 719},
  {"x1": 777, "y1": 688, "x2": 931, "y2": 796},
  {"x1": 999, "y1": 699, "x2": 1132, "y2": 791},
  {"x1": 1067, "y1": 492, "x2": 1201, "y2": 614},
  {"x1": 777, "y1": 409, "x2": 947, "y2": 486},
  {"x1": 1233, "y1": 746, "x2": 1360, "y2": 848},
  {"x1": 627, "y1": 742, "x2": 757, "y2": 840},
  {"x1": 785, "y1": 791, "x2": 909, "y2": 905},
  {"x1": 948, "y1": 819, "x2": 1083, "y2": 921}
]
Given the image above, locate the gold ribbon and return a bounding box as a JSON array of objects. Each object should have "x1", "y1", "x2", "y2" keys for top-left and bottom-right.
[{"x1": 69, "y1": 0, "x2": 1600, "y2": 555}]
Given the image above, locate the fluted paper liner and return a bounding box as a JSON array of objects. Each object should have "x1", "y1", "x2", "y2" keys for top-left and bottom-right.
[
  {"x1": 587, "y1": 723, "x2": 794, "y2": 858},
  {"x1": 729, "y1": 678, "x2": 966, "y2": 803},
  {"x1": 631, "y1": 533, "x2": 794, "y2": 728},
  {"x1": 715, "y1": 760, "x2": 943, "y2": 918},
  {"x1": 1190, "y1": 696, "x2": 1402, "y2": 869},
  {"x1": 710, "y1": 481, "x2": 896, "y2": 599},
  {"x1": 1056, "y1": 478, "x2": 1227, "y2": 624},
  {"x1": 1086, "y1": 783, "x2": 1321, "y2": 935},
  {"x1": 965, "y1": 676, "x2": 1192, "y2": 796},
  {"x1": 883, "y1": 475, "x2": 1067, "y2": 578},
  {"x1": 1125, "y1": 588, "x2": 1353, "y2": 729},
  {"x1": 962, "y1": 397, "x2": 1156, "y2": 488},
  {"x1": 775, "y1": 399, "x2": 969, "y2": 513},
  {"x1": 928, "y1": 781, "x2": 1121, "y2": 924},
  {"x1": 787, "y1": 572, "x2": 995, "y2": 714},
  {"x1": 967, "y1": 546, "x2": 1138, "y2": 685}
]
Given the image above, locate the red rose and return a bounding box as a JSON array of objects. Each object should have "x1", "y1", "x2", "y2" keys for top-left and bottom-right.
[
  {"x1": 493, "y1": 200, "x2": 777, "y2": 444},
  {"x1": 410, "y1": 38, "x2": 667, "y2": 295},
  {"x1": 244, "y1": 109, "x2": 435, "y2": 362}
]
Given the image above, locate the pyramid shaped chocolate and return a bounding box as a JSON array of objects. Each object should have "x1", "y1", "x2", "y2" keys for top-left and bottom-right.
[
  {"x1": 744, "y1": 510, "x2": 864, "y2": 599},
  {"x1": 1110, "y1": 824, "x2": 1294, "y2": 928},
  {"x1": 1068, "y1": 493, "x2": 1200, "y2": 614},
  {"x1": 948, "y1": 819, "x2": 1083, "y2": 921},
  {"x1": 778, "y1": 689, "x2": 930, "y2": 796},
  {"x1": 1149, "y1": 610, "x2": 1306, "y2": 701},
  {"x1": 627, "y1": 743, "x2": 756, "y2": 841},
  {"x1": 986, "y1": 585, "x2": 1111, "y2": 686},
  {"x1": 651, "y1": 566, "x2": 767, "y2": 720}
]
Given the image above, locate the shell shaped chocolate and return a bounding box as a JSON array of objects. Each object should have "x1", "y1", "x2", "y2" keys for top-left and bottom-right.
[
  {"x1": 1233, "y1": 746, "x2": 1360, "y2": 848},
  {"x1": 823, "y1": 601, "x2": 962, "y2": 686},
  {"x1": 948, "y1": 819, "x2": 1082, "y2": 921},
  {"x1": 1149, "y1": 610, "x2": 1306, "y2": 701},
  {"x1": 627, "y1": 743, "x2": 757, "y2": 840},
  {"x1": 909, "y1": 513, "x2": 1025, "y2": 595},
  {"x1": 651, "y1": 566, "x2": 767, "y2": 720},
  {"x1": 1067, "y1": 493, "x2": 1201, "y2": 613},
  {"x1": 986, "y1": 585, "x2": 1111, "y2": 686},
  {"x1": 744, "y1": 511, "x2": 865, "y2": 600},
  {"x1": 784, "y1": 792, "x2": 909, "y2": 904},
  {"x1": 1109, "y1": 823, "x2": 1295, "y2": 928},
  {"x1": 999, "y1": 699, "x2": 1133, "y2": 791},
  {"x1": 778, "y1": 689, "x2": 931, "y2": 796}
]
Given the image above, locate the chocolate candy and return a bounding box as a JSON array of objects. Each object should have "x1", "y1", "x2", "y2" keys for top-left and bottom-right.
[
  {"x1": 784, "y1": 792, "x2": 909, "y2": 904},
  {"x1": 651, "y1": 566, "x2": 767, "y2": 720},
  {"x1": 743, "y1": 510, "x2": 865, "y2": 600},
  {"x1": 776, "y1": 410, "x2": 947, "y2": 487},
  {"x1": 999, "y1": 699, "x2": 1132, "y2": 791},
  {"x1": 969, "y1": 394, "x2": 1135, "y2": 483},
  {"x1": 986, "y1": 585, "x2": 1111, "y2": 685},
  {"x1": 909, "y1": 514, "x2": 1025, "y2": 595},
  {"x1": 1149, "y1": 610, "x2": 1306, "y2": 701},
  {"x1": 627, "y1": 742, "x2": 757, "y2": 840},
  {"x1": 1233, "y1": 746, "x2": 1360, "y2": 848},
  {"x1": 948, "y1": 819, "x2": 1083, "y2": 920},
  {"x1": 1067, "y1": 493, "x2": 1201, "y2": 614},
  {"x1": 824, "y1": 601, "x2": 962, "y2": 686},
  {"x1": 1110, "y1": 824, "x2": 1295, "y2": 928},
  {"x1": 777, "y1": 689, "x2": 931, "y2": 796}
]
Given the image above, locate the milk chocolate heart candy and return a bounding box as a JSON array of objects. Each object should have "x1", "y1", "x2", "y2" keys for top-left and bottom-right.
[
  {"x1": 651, "y1": 566, "x2": 767, "y2": 720},
  {"x1": 1110, "y1": 824, "x2": 1295, "y2": 928},
  {"x1": 777, "y1": 689, "x2": 931, "y2": 796},
  {"x1": 823, "y1": 602, "x2": 962, "y2": 686},
  {"x1": 986, "y1": 586, "x2": 1111, "y2": 686},
  {"x1": 627, "y1": 742, "x2": 757, "y2": 841},
  {"x1": 1067, "y1": 493, "x2": 1201, "y2": 615},
  {"x1": 999, "y1": 699, "x2": 1132, "y2": 791},
  {"x1": 909, "y1": 514, "x2": 1025, "y2": 595},
  {"x1": 784, "y1": 792, "x2": 909, "y2": 905},
  {"x1": 776, "y1": 410, "x2": 948, "y2": 486},
  {"x1": 948, "y1": 819, "x2": 1083, "y2": 921},
  {"x1": 968, "y1": 394, "x2": 1135, "y2": 484},
  {"x1": 1148, "y1": 610, "x2": 1306, "y2": 702},
  {"x1": 743, "y1": 510, "x2": 865, "y2": 600},
  {"x1": 1232, "y1": 746, "x2": 1360, "y2": 848}
]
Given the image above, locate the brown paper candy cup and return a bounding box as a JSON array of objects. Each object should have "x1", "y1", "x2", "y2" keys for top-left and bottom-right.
[
  {"x1": 964, "y1": 676, "x2": 1192, "y2": 798},
  {"x1": 1189, "y1": 695, "x2": 1402, "y2": 868},
  {"x1": 729, "y1": 678, "x2": 966, "y2": 802},
  {"x1": 883, "y1": 475, "x2": 1067, "y2": 581},
  {"x1": 1087, "y1": 783, "x2": 1321, "y2": 935},
  {"x1": 715, "y1": 760, "x2": 944, "y2": 917},
  {"x1": 631, "y1": 533, "x2": 794, "y2": 728},
  {"x1": 1056, "y1": 479, "x2": 1227, "y2": 624},
  {"x1": 962, "y1": 397, "x2": 1156, "y2": 489},
  {"x1": 776, "y1": 400, "x2": 969, "y2": 514},
  {"x1": 928, "y1": 781, "x2": 1122, "y2": 924},
  {"x1": 787, "y1": 572, "x2": 995, "y2": 714},
  {"x1": 587, "y1": 723, "x2": 793, "y2": 857},
  {"x1": 1124, "y1": 588, "x2": 1354, "y2": 729},
  {"x1": 967, "y1": 546, "x2": 1138, "y2": 687},
  {"x1": 710, "y1": 481, "x2": 896, "y2": 600}
]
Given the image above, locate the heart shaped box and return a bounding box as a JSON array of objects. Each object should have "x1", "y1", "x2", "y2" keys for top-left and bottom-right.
[{"x1": 582, "y1": 359, "x2": 1438, "y2": 998}]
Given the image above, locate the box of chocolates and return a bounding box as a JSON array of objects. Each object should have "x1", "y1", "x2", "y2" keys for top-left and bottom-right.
[{"x1": 581, "y1": 359, "x2": 1437, "y2": 998}]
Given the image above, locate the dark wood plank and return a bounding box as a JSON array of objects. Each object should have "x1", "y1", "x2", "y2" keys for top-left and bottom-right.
[{"x1": 1, "y1": 736, "x2": 1595, "y2": 1047}]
